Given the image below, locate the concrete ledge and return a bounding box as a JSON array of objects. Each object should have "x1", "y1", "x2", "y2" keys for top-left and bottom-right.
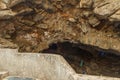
[
  {"x1": 3, "y1": 76, "x2": 38, "y2": 80},
  {"x1": 0, "y1": 48, "x2": 120, "y2": 80},
  {"x1": 76, "y1": 74, "x2": 120, "y2": 80}
]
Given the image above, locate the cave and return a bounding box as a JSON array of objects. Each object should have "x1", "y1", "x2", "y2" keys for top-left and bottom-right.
[
  {"x1": 41, "y1": 42, "x2": 120, "y2": 78},
  {"x1": 0, "y1": 0, "x2": 120, "y2": 79}
]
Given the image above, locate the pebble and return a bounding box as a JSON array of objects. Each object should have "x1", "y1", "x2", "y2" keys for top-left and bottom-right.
[{"x1": 68, "y1": 18, "x2": 76, "y2": 22}]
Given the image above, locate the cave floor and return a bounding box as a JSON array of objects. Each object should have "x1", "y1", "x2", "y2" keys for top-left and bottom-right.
[{"x1": 65, "y1": 52, "x2": 120, "y2": 78}]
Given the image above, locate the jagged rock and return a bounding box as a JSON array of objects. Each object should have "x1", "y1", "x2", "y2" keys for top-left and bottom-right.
[
  {"x1": 2, "y1": 0, "x2": 10, "y2": 4},
  {"x1": 0, "y1": 10, "x2": 16, "y2": 20},
  {"x1": 80, "y1": 0, "x2": 93, "y2": 8},
  {"x1": 0, "y1": 1, "x2": 7, "y2": 9},
  {"x1": 109, "y1": 10, "x2": 120, "y2": 21},
  {"x1": 33, "y1": 12, "x2": 47, "y2": 22},
  {"x1": 16, "y1": 8, "x2": 33, "y2": 16},
  {"x1": 81, "y1": 10, "x2": 93, "y2": 18},
  {"x1": 88, "y1": 16, "x2": 100, "y2": 27},
  {"x1": 8, "y1": 0, "x2": 26, "y2": 8},
  {"x1": 94, "y1": 0, "x2": 120, "y2": 21},
  {"x1": 40, "y1": 0, "x2": 57, "y2": 13},
  {"x1": 18, "y1": 19, "x2": 35, "y2": 26}
]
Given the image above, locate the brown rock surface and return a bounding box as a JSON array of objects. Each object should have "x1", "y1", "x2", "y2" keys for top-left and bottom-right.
[{"x1": 0, "y1": 0, "x2": 120, "y2": 54}]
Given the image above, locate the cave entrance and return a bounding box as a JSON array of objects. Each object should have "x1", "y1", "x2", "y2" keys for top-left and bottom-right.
[{"x1": 41, "y1": 42, "x2": 120, "y2": 78}]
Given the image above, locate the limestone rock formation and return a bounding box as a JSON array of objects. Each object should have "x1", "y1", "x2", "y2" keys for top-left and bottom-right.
[
  {"x1": 0, "y1": 0, "x2": 120, "y2": 54},
  {"x1": 93, "y1": 0, "x2": 120, "y2": 21}
]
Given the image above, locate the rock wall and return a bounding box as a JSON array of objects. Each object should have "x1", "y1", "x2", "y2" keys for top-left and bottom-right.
[{"x1": 0, "y1": 0, "x2": 120, "y2": 54}]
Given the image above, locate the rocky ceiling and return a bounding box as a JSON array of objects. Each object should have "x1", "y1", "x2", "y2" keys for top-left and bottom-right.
[{"x1": 0, "y1": 0, "x2": 120, "y2": 54}]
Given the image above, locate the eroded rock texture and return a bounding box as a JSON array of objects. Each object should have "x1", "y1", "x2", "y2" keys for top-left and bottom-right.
[{"x1": 0, "y1": 0, "x2": 120, "y2": 54}]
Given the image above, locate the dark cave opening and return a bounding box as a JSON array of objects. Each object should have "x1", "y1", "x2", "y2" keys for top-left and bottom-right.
[{"x1": 41, "y1": 42, "x2": 120, "y2": 78}]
